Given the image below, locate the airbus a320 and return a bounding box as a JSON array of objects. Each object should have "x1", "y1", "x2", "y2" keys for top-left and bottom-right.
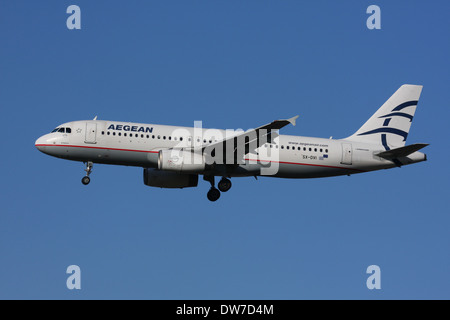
[{"x1": 35, "y1": 85, "x2": 428, "y2": 201}]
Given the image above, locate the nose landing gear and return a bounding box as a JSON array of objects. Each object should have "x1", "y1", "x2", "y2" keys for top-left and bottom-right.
[{"x1": 81, "y1": 161, "x2": 93, "y2": 185}]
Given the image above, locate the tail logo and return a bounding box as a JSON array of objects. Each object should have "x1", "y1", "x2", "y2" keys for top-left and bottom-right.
[{"x1": 357, "y1": 100, "x2": 418, "y2": 151}]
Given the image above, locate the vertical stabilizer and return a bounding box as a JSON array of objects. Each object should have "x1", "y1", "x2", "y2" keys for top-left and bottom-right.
[{"x1": 345, "y1": 85, "x2": 423, "y2": 149}]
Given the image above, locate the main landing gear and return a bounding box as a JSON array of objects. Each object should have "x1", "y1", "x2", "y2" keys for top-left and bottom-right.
[
  {"x1": 207, "y1": 188, "x2": 221, "y2": 202},
  {"x1": 218, "y1": 178, "x2": 232, "y2": 192},
  {"x1": 204, "y1": 176, "x2": 232, "y2": 202},
  {"x1": 81, "y1": 161, "x2": 93, "y2": 185}
]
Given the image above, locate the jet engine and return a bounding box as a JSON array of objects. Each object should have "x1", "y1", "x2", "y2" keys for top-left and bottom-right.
[{"x1": 158, "y1": 149, "x2": 206, "y2": 173}]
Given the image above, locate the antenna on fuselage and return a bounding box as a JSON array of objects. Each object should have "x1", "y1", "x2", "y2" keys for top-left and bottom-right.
[{"x1": 93, "y1": 116, "x2": 98, "y2": 120}]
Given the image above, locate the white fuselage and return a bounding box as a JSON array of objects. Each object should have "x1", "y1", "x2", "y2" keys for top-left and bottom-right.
[{"x1": 35, "y1": 120, "x2": 426, "y2": 179}]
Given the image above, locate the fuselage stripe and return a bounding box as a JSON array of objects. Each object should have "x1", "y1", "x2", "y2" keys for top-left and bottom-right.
[
  {"x1": 244, "y1": 158, "x2": 365, "y2": 172},
  {"x1": 34, "y1": 144, "x2": 159, "y2": 154}
]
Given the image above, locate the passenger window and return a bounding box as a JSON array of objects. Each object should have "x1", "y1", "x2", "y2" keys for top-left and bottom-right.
[
  {"x1": 286, "y1": 146, "x2": 289, "y2": 150},
  {"x1": 135, "y1": 134, "x2": 138, "y2": 137},
  {"x1": 101, "y1": 131, "x2": 105, "y2": 135},
  {"x1": 281, "y1": 145, "x2": 284, "y2": 149},
  {"x1": 119, "y1": 132, "x2": 121, "y2": 136},
  {"x1": 326, "y1": 149, "x2": 328, "y2": 153},
  {"x1": 180, "y1": 137, "x2": 183, "y2": 141},
  {"x1": 141, "y1": 134, "x2": 144, "y2": 138},
  {"x1": 124, "y1": 133, "x2": 127, "y2": 137},
  {"x1": 107, "y1": 132, "x2": 110, "y2": 135},
  {"x1": 314, "y1": 148, "x2": 317, "y2": 152},
  {"x1": 113, "y1": 132, "x2": 116, "y2": 136}
]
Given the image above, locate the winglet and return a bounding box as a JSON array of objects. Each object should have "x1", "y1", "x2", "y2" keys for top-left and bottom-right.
[{"x1": 288, "y1": 115, "x2": 299, "y2": 126}]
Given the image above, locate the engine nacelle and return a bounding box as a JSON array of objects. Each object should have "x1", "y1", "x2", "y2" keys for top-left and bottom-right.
[
  {"x1": 158, "y1": 149, "x2": 206, "y2": 173},
  {"x1": 143, "y1": 168, "x2": 198, "y2": 188}
]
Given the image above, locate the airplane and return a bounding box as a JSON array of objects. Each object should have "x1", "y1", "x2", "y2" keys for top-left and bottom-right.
[{"x1": 35, "y1": 84, "x2": 428, "y2": 201}]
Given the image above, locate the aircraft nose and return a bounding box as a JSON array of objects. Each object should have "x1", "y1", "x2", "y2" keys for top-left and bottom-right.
[{"x1": 35, "y1": 135, "x2": 48, "y2": 152}]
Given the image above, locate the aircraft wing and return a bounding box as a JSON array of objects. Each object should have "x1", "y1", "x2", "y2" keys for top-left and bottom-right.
[{"x1": 200, "y1": 115, "x2": 299, "y2": 164}]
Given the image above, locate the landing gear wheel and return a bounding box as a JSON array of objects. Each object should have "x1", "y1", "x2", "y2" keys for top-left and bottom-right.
[
  {"x1": 207, "y1": 188, "x2": 221, "y2": 202},
  {"x1": 81, "y1": 176, "x2": 90, "y2": 185},
  {"x1": 82, "y1": 161, "x2": 93, "y2": 185},
  {"x1": 218, "y1": 178, "x2": 232, "y2": 192}
]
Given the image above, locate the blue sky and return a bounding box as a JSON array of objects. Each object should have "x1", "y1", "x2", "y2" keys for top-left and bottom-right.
[{"x1": 0, "y1": 0, "x2": 449, "y2": 299}]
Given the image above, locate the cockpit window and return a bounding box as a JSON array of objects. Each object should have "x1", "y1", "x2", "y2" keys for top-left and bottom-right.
[{"x1": 51, "y1": 127, "x2": 71, "y2": 133}]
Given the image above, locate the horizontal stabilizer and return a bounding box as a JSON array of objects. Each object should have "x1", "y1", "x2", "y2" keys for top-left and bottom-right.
[{"x1": 376, "y1": 143, "x2": 429, "y2": 159}]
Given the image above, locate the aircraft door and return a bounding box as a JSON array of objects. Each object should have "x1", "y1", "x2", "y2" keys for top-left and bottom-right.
[
  {"x1": 341, "y1": 143, "x2": 352, "y2": 165},
  {"x1": 85, "y1": 122, "x2": 97, "y2": 144}
]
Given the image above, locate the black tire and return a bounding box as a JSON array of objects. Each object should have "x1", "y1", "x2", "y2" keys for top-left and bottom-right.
[
  {"x1": 218, "y1": 178, "x2": 232, "y2": 192},
  {"x1": 81, "y1": 176, "x2": 90, "y2": 185},
  {"x1": 207, "y1": 188, "x2": 221, "y2": 202}
]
